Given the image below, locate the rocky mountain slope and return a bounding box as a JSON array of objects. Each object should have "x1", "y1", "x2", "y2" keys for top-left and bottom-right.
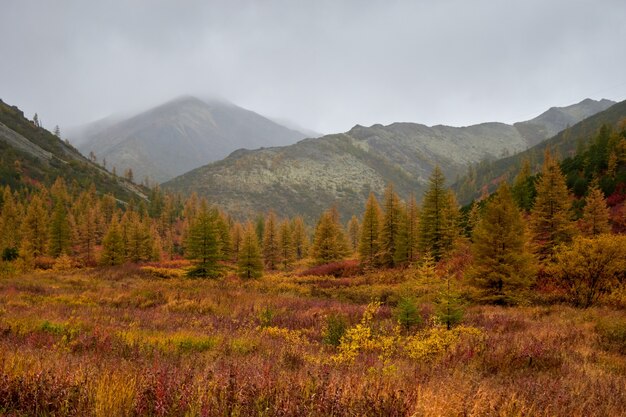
[
  {"x1": 0, "y1": 99, "x2": 145, "y2": 201},
  {"x1": 164, "y1": 99, "x2": 615, "y2": 221},
  {"x1": 71, "y1": 96, "x2": 308, "y2": 183}
]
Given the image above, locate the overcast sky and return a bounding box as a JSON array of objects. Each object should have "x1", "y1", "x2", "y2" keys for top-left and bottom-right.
[{"x1": 1, "y1": 0, "x2": 625, "y2": 134}]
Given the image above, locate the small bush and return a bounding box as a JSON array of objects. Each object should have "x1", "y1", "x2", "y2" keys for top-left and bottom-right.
[{"x1": 323, "y1": 313, "x2": 347, "y2": 346}]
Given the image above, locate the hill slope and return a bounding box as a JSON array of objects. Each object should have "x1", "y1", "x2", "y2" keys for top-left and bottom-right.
[
  {"x1": 72, "y1": 96, "x2": 308, "y2": 183},
  {"x1": 453, "y1": 99, "x2": 626, "y2": 204},
  {"x1": 164, "y1": 99, "x2": 614, "y2": 222},
  {"x1": 0, "y1": 99, "x2": 145, "y2": 201}
]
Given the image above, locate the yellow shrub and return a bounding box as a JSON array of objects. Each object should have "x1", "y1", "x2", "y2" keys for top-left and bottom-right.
[{"x1": 405, "y1": 325, "x2": 484, "y2": 362}]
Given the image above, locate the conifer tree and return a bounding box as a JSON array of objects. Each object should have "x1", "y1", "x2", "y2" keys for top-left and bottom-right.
[
  {"x1": 378, "y1": 183, "x2": 403, "y2": 267},
  {"x1": 347, "y1": 215, "x2": 360, "y2": 254},
  {"x1": 311, "y1": 208, "x2": 350, "y2": 265},
  {"x1": 263, "y1": 211, "x2": 281, "y2": 270},
  {"x1": 469, "y1": 183, "x2": 535, "y2": 304},
  {"x1": 278, "y1": 219, "x2": 295, "y2": 269},
  {"x1": 215, "y1": 210, "x2": 232, "y2": 261},
  {"x1": 48, "y1": 197, "x2": 71, "y2": 257},
  {"x1": 512, "y1": 158, "x2": 535, "y2": 212},
  {"x1": 434, "y1": 274, "x2": 464, "y2": 330},
  {"x1": 238, "y1": 223, "x2": 263, "y2": 279},
  {"x1": 419, "y1": 166, "x2": 456, "y2": 260},
  {"x1": 230, "y1": 222, "x2": 244, "y2": 262},
  {"x1": 466, "y1": 201, "x2": 481, "y2": 239},
  {"x1": 395, "y1": 194, "x2": 420, "y2": 265},
  {"x1": 0, "y1": 187, "x2": 21, "y2": 258},
  {"x1": 76, "y1": 205, "x2": 100, "y2": 265},
  {"x1": 581, "y1": 183, "x2": 611, "y2": 236},
  {"x1": 20, "y1": 194, "x2": 49, "y2": 260},
  {"x1": 100, "y1": 215, "x2": 125, "y2": 265},
  {"x1": 185, "y1": 200, "x2": 221, "y2": 278},
  {"x1": 529, "y1": 150, "x2": 575, "y2": 261},
  {"x1": 358, "y1": 193, "x2": 382, "y2": 266},
  {"x1": 291, "y1": 216, "x2": 310, "y2": 260},
  {"x1": 125, "y1": 212, "x2": 153, "y2": 263}
]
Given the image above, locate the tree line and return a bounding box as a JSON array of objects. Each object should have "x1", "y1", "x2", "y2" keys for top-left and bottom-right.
[{"x1": 1, "y1": 124, "x2": 626, "y2": 307}]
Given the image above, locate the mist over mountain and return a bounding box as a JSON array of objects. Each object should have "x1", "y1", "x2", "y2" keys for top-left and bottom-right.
[
  {"x1": 70, "y1": 96, "x2": 309, "y2": 183},
  {"x1": 163, "y1": 98, "x2": 614, "y2": 222}
]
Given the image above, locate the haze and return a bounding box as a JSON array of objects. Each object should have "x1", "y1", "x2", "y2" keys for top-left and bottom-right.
[{"x1": 1, "y1": 0, "x2": 625, "y2": 134}]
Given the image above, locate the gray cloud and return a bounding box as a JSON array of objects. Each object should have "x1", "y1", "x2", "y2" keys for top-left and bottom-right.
[{"x1": 1, "y1": 0, "x2": 625, "y2": 134}]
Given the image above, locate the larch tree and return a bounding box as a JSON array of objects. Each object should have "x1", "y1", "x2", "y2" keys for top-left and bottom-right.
[
  {"x1": 291, "y1": 216, "x2": 310, "y2": 260},
  {"x1": 185, "y1": 200, "x2": 222, "y2": 278},
  {"x1": 419, "y1": 166, "x2": 456, "y2": 260},
  {"x1": 580, "y1": 183, "x2": 611, "y2": 236},
  {"x1": 20, "y1": 194, "x2": 49, "y2": 260},
  {"x1": 263, "y1": 210, "x2": 281, "y2": 270},
  {"x1": 230, "y1": 222, "x2": 244, "y2": 263},
  {"x1": 278, "y1": 219, "x2": 295, "y2": 269},
  {"x1": 358, "y1": 192, "x2": 382, "y2": 266},
  {"x1": 311, "y1": 208, "x2": 350, "y2": 265},
  {"x1": 512, "y1": 158, "x2": 535, "y2": 212},
  {"x1": 378, "y1": 183, "x2": 403, "y2": 267},
  {"x1": 0, "y1": 187, "x2": 22, "y2": 258},
  {"x1": 48, "y1": 178, "x2": 71, "y2": 257},
  {"x1": 395, "y1": 194, "x2": 420, "y2": 265},
  {"x1": 124, "y1": 212, "x2": 153, "y2": 263},
  {"x1": 347, "y1": 215, "x2": 360, "y2": 254},
  {"x1": 238, "y1": 222, "x2": 263, "y2": 279},
  {"x1": 100, "y1": 215, "x2": 125, "y2": 266},
  {"x1": 530, "y1": 150, "x2": 575, "y2": 261},
  {"x1": 215, "y1": 210, "x2": 232, "y2": 261},
  {"x1": 469, "y1": 183, "x2": 535, "y2": 304}
]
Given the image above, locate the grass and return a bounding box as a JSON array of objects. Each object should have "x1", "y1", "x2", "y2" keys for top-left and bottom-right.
[{"x1": 0, "y1": 264, "x2": 625, "y2": 416}]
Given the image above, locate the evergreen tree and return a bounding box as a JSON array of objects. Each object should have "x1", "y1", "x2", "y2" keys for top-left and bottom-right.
[
  {"x1": 512, "y1": 158, "x2": 535, "y2": 212},
  {"x1": 20, "y1": 194, "x2": 48, "y2": 260},
  {"x1": 469, "y1": 183, "x2": 535, "y2": 304},
  {"x1": 0, "y1": 187, "x2": 21, "y2": 257},
  {"x1": 125, "y1": 212, "x2": 153, "y2": 263},
  {"x1": 434, "y1": 275, "x2": 464, "y2": 330},
  {"x1": 238, "y1": 223, "x2": 263, "y2": 279},
  {"x1": 291, "y1": 216, "x2": 310, "y2": 260},
  {"x1": 530, "y1": 150, "x2": 575, "y2": 261},
  {"x1": 278, "y1": 219, "x2": 295, "y2": 269},
  {"x1": 395, "y1": 194, "x2": 419, "y2": 265},
  {"x1": 419, "y1": 166, "x2": 456, "y2": 260},
  {"x1": 215, "y1": 210, "x2": 232, "y2": 261},
  {"x1": 358, "y1": 193, "x2": 382, "y2": 266},
  {"x1": 581, "y1": 183, "x2": 611, "y2": 236},
  {"x1": 347, "y1": 215, "x2": 360, "y2": 254},
  {"x1": 48, "y1": 196, "x2": 71, "y2": 257},
  {"x1": 311, "y1": 208, "x2": 350, "y2": 265},
  {"x1": 378, "y1": 183, "x2": 403, "y2": 267},
  {"x1": 185, "y1": 200, "x2": 222, "y2": 278},
  {"x1": 230, "y1": 222, "x2": 244, "y2": 262},
  {"x1": 263, "y1": 211, "x2": 281, "y2": 270},
  {"x1": 100, "y1": 215, "x2": 125, "y2": 265}
]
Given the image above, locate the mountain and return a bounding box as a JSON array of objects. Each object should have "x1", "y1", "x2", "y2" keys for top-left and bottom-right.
[
  {"x1": 514, "y1": 98, "x2": 616, "y2": 146},
  {"x1": 71, "y1": 96, "x2": 309, "y2": 183},
  {"x1": 0, "y1": 99, "x2": 145, "y2": 201},
  {"x1": 163, "y1": 99, "x2": 615, "y2": 222},
  {"x1": 453, "y1": 98, "x2": 626, "y2": 204}
]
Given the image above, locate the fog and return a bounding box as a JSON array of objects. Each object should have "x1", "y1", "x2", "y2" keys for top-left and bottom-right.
[{"x1": 1, "y1": 0, "x2": 625, "y2": 134}]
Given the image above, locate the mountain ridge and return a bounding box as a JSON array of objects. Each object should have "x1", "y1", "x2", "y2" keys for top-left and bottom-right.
[
  {"x1": 163, "y1": 98, "x2": 615, "y2": 222},
  {"x1": 71, "y1": 96, "x2": 310, "y2": 183}
]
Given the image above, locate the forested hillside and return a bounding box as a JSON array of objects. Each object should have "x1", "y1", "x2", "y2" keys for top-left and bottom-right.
[
  {"x1": 454, "y1": 99, "x2": 626, "y2": 204},
  {"x1": 0, "y1": 99, "x2": 145, "y2": 201}
]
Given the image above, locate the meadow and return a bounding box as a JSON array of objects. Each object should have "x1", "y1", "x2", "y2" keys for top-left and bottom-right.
[{"x1": 1, "y1": 262, "x2": 625, "y2": 417}]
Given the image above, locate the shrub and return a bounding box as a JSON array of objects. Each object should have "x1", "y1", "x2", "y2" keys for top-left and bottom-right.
[{"x1": 323, "y1": 313, "x2": 347, "y2": 346}]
